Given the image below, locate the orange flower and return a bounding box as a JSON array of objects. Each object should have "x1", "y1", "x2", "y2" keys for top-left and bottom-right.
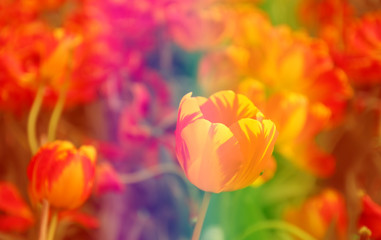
[
  {"x1": 27, "y1": 141, "x2": 97, "y2": 209},
  {"x1": 284, "y1": 189, "x2": 347, "y2": 240},
  {"x1": 175, "y1": 90, "x2": 278, "y2": 193},
  {"x1": 238, "y1": 80, "x2": 335, "y2": 177}
]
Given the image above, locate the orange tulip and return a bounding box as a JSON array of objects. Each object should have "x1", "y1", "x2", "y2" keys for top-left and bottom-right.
[
  {"x1": 27, "y1": 141, "x2": 97, "y2": 209},
  {"x1": 176, "y1": 90, "x2": 278, "y2": 193}
]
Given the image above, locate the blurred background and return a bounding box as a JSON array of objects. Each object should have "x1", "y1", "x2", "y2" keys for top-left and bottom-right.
[{"x1": 0, "y1": 0, "x2": 381, "y2": 239}]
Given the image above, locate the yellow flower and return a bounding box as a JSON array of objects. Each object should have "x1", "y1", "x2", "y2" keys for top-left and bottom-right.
[
  {"x1": 175, "y1": 90, "x2": 278, "y2": 193},
  {"x1": 27, "y1": 140, "x2": 97, "y2": 209}
]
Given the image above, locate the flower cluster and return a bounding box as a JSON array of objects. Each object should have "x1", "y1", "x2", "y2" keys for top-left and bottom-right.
[{"x1": 0, "y1": 0, "x2": 380, "y2": 240}]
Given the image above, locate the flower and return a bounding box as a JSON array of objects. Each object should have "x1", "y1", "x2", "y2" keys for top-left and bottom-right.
[
  {"x1": 358, "y1": 194, "x2": 381, "y2": 240},
  {"x1": 93, "y1": 162, "x2": 124, "y2": 195},
  {"x1": 175, "y1": 90, "x2": 278, "y2": 193},
  {"x1": 27, "y1": 140, "x2": 97, "y2": 209},
  {"x1": 284, "y1": 188, "x2": 348, "y2": 240},
  {"x1": 0, "y1": 182, "x2": 34, "y2": 232},
  {"x1": 238, "y1": 80, "x2": 335, "y2": 177},
  {"x1": 334, "y1": 12, "x2": 381, "y2": 86}
]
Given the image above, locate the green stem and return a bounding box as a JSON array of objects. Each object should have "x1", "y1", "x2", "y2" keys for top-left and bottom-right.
[
  {"x1": 38, "y1": 200, "x2": 50, "y2": 240},
  {"x1": 192, "y1": 192, "x2": 212, "y2": 240},
  {"x1": 238, "y1": 220, "x2": 318, "y2": 240},
  {"x1": 28, "y1": 86, "x2": 45, "y2": 154},
  {"x1": 47, "y1": 89, "x2": 67, "y2": 142},
  {"x1": 47, "y1": 211, "x2": 58, "y2": 240}
]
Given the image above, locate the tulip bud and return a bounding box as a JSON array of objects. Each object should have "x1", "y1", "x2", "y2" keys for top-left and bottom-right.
[{"x1": 27, "y1": 140, "x2": 96, "y2": 209}]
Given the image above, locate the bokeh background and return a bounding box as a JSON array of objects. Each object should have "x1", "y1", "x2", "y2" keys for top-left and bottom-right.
[{"x1": 1, "y1": 0, "x2": 381, "y2": 239}]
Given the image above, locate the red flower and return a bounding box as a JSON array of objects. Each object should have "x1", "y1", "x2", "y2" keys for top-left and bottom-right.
[
  {"x1": 359, "y1": 194, "x2": 381, "y2": 240},
  {"x1": 0, "y1": 182, "x2": 34, "y2": 232}
]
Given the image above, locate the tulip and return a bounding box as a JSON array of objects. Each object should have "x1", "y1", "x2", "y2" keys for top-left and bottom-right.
[
  {"x1": 27, "y1": 140, "x2": 97, "y2": 209},
  {"x1": 175, "y1": 90, "x2": 278, "y2": 193}
]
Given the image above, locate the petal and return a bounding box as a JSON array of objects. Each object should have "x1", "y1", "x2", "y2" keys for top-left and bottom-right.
[
  {"x1": 176, "y1": 92, "x2": 206, "y2": 133},
  {"x1": 0, "y1": 182, "x2": 33, "y2": 220},
  {"x1": 199, "y1": 90, "x2": 263, "y2": 126},
  {"x1": 179, "y1": 119, "x2": 244, "y2": 193},
  {"x1": 0, "y1": 216, "x2": 34, "y2": 232},
  {"x1": 47, "y1": 159, "x2": 86, "y2": 209},
  {"x1": 176, "y1": 93, "x2": 207, "y2": 171},
  {"x1": 252, "y1": 156, "x2": 277, "y2": 186},
  {"x1": 79, "y1": 145, "x2": 97, "y2": 164},
  {"x1": 226, "y1": 119, "x2": 278, "y2": 190},
  {"x1": 94, "y1": 162, "x2": 124, "y2": 195}
]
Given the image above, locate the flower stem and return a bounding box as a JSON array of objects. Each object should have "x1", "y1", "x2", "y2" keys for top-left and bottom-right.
[
  {"x1": 238, "y1": 220, "x2": 318, "y2": 240},
  {"x1": 192, "y1": 192, "x2": 212, "y2": 240},
  {"x1": 47, "y1": 89, "x2": 67, "y2": 142},
  {"x1": 38, "y1": 200, "x2": 50, "y2": 240},
  {"x1": 28, "y1": 86, "x2": 45, "y2": 154},
  {"x1": 47, "y1": 210, "x2": 58, "y2": 240}
]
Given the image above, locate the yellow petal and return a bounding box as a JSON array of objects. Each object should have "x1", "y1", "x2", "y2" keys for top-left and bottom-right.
[
  {"x1": 47, "y1": 160, "x2": 85, "y2": 209},
  {"x1": 199, "y1": 90, "x2": 263, "y2": 126},
  {"x1": 177, "y1": 92, "x2": 206, "y2": 132},
  {"x1": 226, "y1": 118, "x2": 278, "y2": 190},
  {"x1": 79, "y1": 145, "x2": 97, "y2": 164},
  {"x1": 179, "y1": 119, "x2": 244, "y2": 193}
]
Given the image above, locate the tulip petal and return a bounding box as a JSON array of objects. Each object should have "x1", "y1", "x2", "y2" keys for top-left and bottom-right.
[
  {"x1": 199, "y1": 90, "x2": 263, "y2": 126},
  {"x1": 48, "y1": 160, "x2": 86, "y2": 209},
  {"x1": 179, "y1": 119, "x2": 244, "y2": 193},
  {"x1": 227, "y1": 119, "x2": 277, "y2": 189},
  {"x1": 176, "y1": 92, "x2": 206, "y2": 132},
  {"x1": 0, "y1": 182, "x2": 34, "y2": 232}
]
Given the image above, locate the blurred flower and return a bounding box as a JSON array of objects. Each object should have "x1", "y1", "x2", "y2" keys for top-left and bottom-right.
[
  {"x1": 284, "y1": 189, "x2": 347, "y2": 240},
  {"x1": 169, "y1": 3, "x2": 232, "y2": 51},
  {"x1": 238, "y1": 80, "x2": 335, "y2": 177},
  {"x1": 176, "y1": 90, "x2": 277, "y2": 192},
  {"x1": 334, "y1": 12, "x2": 381, "y2": 86},
  {"x1": 199, "y1": 10, "x2": 352, "y2": 125},
  {"x1": 198, "y1": 45, "x2": 250, "y2": 95},
  {"x1": 0, "y1": 182, "x2": 34, "y2": 232},
  {"x1": 94, "y1": 162, "x2": 124, "y2": 195},
  {"x1": 114, "y1": 71, "x2": 176, "y2": 167},
  {"x1": 358, "y1": 194, "x2": 381, "y2": 240},
  {"x1": 299, "y1": 0, "x2": 353, "y2": 45},
  {"x1": 27, "y1": 140, "x2": 97, "y2": 209},
  {"x1": 0, "y1": 1, "x2": 110, "y2": 112}
]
